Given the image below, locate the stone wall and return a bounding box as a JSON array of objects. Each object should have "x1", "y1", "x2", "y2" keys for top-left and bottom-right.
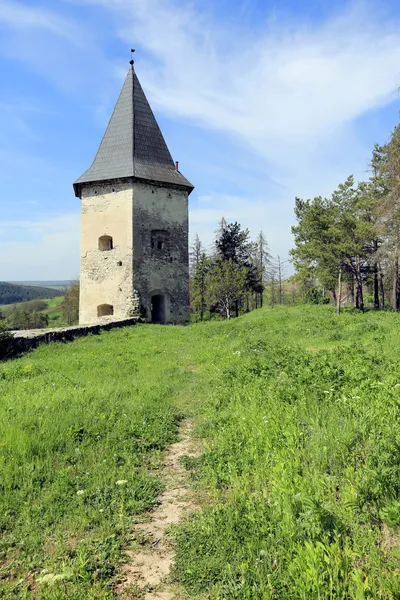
[
  {"x1": 6, "y1": 318, "x2": 139, "y2": 357},
  {"x1": 79, "y1": 177, "x2": 190, "y2": 326},
  {"x1": 132, "y1": 181, "x2": 190, "y2": 325},
  {"x1": 79, "y1": 180, "x2": 135, "y2": 325}
]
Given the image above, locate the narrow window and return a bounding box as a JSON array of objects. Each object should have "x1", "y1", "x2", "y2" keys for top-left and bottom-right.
[
  {"x1": 151, "y1": 230, "x2": 169, "y2": 254},
  {"x1": 98, "y1": 235, "x2": 113, "y2": 251},
  {"x1": 97, "y1": 304, "x2": 114, "y2": 317}
]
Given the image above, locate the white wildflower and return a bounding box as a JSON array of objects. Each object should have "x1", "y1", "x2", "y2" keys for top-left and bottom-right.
[{"x1": 76, "y1": 490, "x2": 84, "y2": 496}]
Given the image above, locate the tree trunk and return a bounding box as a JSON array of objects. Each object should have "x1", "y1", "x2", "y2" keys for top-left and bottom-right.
[
  {"x1": 357, "y1": 279, "x2": 364, "y2": 312},
  {"x1": 349, "y1": 280, "x2": 355, "y2": 307},
  {"x1": 373, "y1": 265, "x2": 379, "y2": 310},
  {"x1": 200, "y1": 276, "x2": 205, "y2": 321},
  {"x1": 379, "y1": 267, "x2": 385, "y2": 309},
  {"x1": 394, "y1": 257, "x2": 399, "y2": 312},
  {"x1": 337, "y1": 268, "x2": 342, "y2": 315},
  {"x1": 373, "y1": 241, "x2": 379, "y2": 310},
  {"x1": 355, "y1": 256, "x2": 364, "y2": 312}
]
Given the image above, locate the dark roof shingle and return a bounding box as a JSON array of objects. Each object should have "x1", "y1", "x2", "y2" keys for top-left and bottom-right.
[{"x1": 73, "y1": 66, "x2": 193, "y2": 196}]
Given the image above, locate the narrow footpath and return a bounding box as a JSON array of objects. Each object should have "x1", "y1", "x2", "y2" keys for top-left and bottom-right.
[{"x1": 118, "y1": 421, "x2": 200, "y2": 599}]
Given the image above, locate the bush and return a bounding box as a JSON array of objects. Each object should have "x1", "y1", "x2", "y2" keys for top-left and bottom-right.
[
  {"x1": 306, "y1": 287, "x2": 330, "y2": 304},
  {"x1": 0, "y1": 325, "x2": 12, "y2": 360}
]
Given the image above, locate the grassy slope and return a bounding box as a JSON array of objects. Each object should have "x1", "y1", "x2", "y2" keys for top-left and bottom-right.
[
  {"x1": 1, "y1": 306, "x2": 400, "y2": 598},
  {"x1": 1, "y1": 296, "x2": 65, "y2": 328}
]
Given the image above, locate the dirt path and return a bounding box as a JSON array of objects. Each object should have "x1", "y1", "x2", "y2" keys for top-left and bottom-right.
[{"x1": 118, "y1": 421, "x2": 199, "y2": 599}]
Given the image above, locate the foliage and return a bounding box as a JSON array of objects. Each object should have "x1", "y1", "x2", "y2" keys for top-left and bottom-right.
[
  {"x1": 190, "y1": 252, "x2": 210, "y2": 321},
  {"x1": 3, "y1": 306, "x2": 400, "y2": 596},
  {"x1": 0, "y1": 324, "x2": 187, "y2": 598},
  {"x1": 190, "y1": 221, "x2": 267, "y2": 319},
  {"x1": 0, "y1": 323, "x2": 12, "y2": 360},
  {"x1": 206, "y1": 259, "x2": 248, "y2": 320},
  {"x1": 291, "y1": 121, "x2": 400, "y2": 311},
  {"x1": 5, "y1": 307, "x2": 49, "y2": 330},
  {"x1": 0, "y1": 282, "x2": 62, "y2": 305},
  {"x1": 61, "y1": 279, "x2": 80, "y2": 325},
  {"x1": 173, "y1": 306, "x2": 400, "y2": 598}
]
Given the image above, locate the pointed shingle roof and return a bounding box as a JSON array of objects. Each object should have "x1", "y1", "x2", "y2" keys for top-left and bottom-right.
[{"x1": 73, "y1": 65, "x2": 193, "y2": 197}]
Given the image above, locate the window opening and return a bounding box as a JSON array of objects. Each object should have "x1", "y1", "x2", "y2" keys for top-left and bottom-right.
[
  {"x1": 97, "y1": 304, "x2": 114, "y2": 317},
  {"x1": 98, "y1": 235, "x2": 113, "y2": 251}
]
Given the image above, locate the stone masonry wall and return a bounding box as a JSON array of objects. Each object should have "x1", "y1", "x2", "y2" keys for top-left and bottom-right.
[
  {"x1": 79, "y1": 180, "x2": 135, "y2": 325},
  {"x1": 7, "y1": 318, "x2": 138, "y2": 357},
  {"x1": 132, "y1": 181, "x2": 190, "y2": 324}
]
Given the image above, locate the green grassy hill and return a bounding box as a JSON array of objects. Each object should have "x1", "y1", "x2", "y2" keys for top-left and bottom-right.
[
  {"x1": 0, "y1": 282, "x2": 63, "y2": 305},
  {"x1": 1, "y1": 306, "x2": 400, "y2": 598},
  {"x1": 1, "y1": 296, "x2": 65, "y2": 328}
]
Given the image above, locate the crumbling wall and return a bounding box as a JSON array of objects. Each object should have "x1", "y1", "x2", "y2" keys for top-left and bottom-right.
[
  {"x1": 132, "y1": 182, "x2": 190, "y2": 324},
  {"x1": 5, "y1": 318, "x2": 139, "y2": 358},
  {"x1": 79, "y1": 180, "x2": 134, "y2": 324}
]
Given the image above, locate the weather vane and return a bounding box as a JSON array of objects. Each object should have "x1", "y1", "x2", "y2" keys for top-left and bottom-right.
[{"x1": 130, "y1": 48, "x2": 135, "y2": 65}]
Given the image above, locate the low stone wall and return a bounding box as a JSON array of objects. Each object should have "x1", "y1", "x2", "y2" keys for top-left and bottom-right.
[{"x1": 7, "y1": 318, "x2": 140, "y2": 356}]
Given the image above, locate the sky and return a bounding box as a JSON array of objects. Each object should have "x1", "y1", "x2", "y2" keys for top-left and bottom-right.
[{"x1": 1, "y1": 0, "x2": 400, "y2": 280}]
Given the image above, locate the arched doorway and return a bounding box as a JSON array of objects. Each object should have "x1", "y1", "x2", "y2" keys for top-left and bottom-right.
[{"x1": 151, "y1": 294, "x2": 165, "y2": 323}]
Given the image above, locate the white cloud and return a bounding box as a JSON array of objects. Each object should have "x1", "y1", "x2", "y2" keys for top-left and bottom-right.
[
  {"x1": 94, "y1": 0, "x2": 400, "y2": 159},
  {"x1": 0, "y1": 213, "x2": 80, "y2": 281},
  {"x1": 77, "y1": 0, "x2": 400, "y2": 260},
  {"x1": 0, "y1": 1, "x2": 84, "y2": 45},
  {"x1": 3, "y1": 0, "x2": 400, "y2": 276}
]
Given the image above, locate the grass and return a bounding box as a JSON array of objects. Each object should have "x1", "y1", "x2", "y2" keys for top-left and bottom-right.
[
  {"x1": 42, "y1": 296, "x2": 64, "y2": 325},
  {"x1": 0, "y1": 296, "x2": 65, "y2": 328},
  {"x1": 1, "y1": 306, "x2": 400, "y2": 597}
]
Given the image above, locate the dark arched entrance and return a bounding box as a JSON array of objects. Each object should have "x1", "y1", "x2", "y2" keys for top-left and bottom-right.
[{"x1": 151, "y1": 294, "x2": 165, "y2": 323}]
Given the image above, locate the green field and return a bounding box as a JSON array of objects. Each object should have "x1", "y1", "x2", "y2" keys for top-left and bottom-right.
[
  {"x1": 1, "y1": 306, "x2": 400, "y2": 598},
  {"x1": 1, "y1": 296, "x2": 65, "y2": 328}
]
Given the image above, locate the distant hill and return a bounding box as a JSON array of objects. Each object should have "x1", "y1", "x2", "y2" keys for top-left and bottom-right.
[
  {"x1": 9, "y1": 280, "x2": 71, "y2": 291},
  {"x1": 0, "y1": 282, "x2": 63, "y2": 305}
]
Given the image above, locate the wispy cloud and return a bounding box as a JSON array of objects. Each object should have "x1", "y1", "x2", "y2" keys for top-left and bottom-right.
[
  {"x1": 93, "y1": 0, "x2": 400, "y2": 162},
  {"x1": 0, "y1": 1, "x2": 85, "y2": 45},
  {"x1": 78, "y1": 0, "x2": 400, "y2": 259},
  {"x1": 0, "y1": 213, "x2": 80, "y2": 280},
  {"x1": 3, "y1": 0, "x2": 400, "y2": 279}
]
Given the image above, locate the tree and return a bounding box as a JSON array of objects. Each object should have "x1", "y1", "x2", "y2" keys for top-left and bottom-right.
[
  {"x1": 254, "y1": 231, "x2": 272, "y2": 307},
  {"x1": 275, "y1": 256, "x2": 287, "y2": 305},
  {"x1": 191, "y1": 252, "x2": 210, "y2": 321},
  {"x1": 190, "y1": 233, "x2": 203, "y2": 275},
  {"x1": 215, "y1": 221, "x2": 262, "y2": 314},
  {"x1": 374, "y1": 128, "x2": 400, "y2": 311},
  {"x1": 206, "y1": 259, "x2": 247, "y2": 320},
  {"x1": 61, "y1": 279, "x2": 80, "y2": 325},
  {"x1": 291, "y1": 195, "x2": 340, "y2": 297},
  {"x1": 291, "y1": 176, "x2": 377, "y2": 312}
]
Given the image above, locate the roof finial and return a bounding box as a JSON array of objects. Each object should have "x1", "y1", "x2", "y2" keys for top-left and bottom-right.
[{"x1": 130, "y1": 48, "x2": 135, "y2": 67}]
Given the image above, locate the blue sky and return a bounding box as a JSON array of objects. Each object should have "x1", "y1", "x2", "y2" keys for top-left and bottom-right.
[{"x1": 1, "y1": 0, "x2": 400, "y2": 280}]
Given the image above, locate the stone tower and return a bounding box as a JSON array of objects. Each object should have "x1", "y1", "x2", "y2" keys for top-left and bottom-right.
[{"x1": 73, "y1": 61, "x2": 194, "y2": 325}]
